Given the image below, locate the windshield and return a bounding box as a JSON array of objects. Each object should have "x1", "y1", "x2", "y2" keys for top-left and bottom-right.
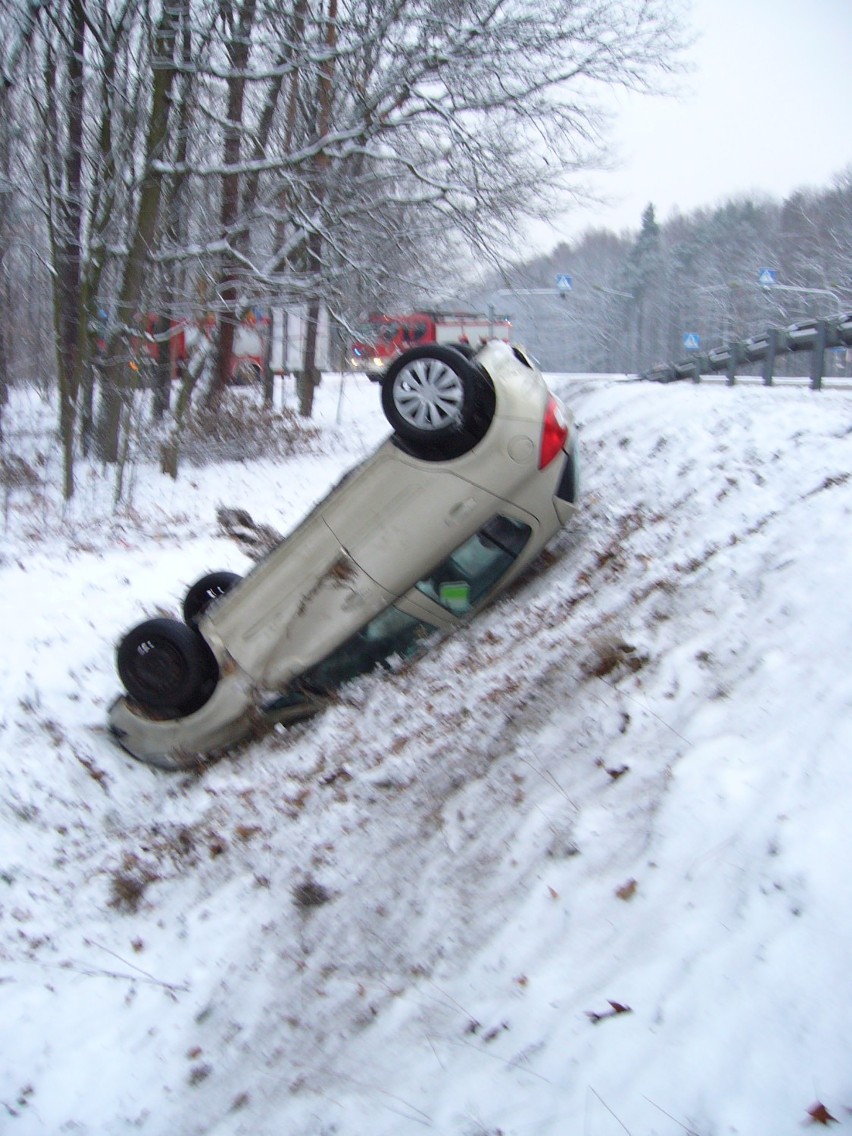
[{"x1": 353, "y1": 320, "x2": 399, "y2": 348}]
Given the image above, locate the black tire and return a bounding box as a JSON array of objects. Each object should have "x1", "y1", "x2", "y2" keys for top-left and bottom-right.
[
  {"x1": 182, "y1": 571, "x2": 241, "y2": 627},
  {"x1": 117, "y1": 617, "x2": 219, "y2": 716},
  {"x1": 447, "y1": 341, "x2": 477, "y2": 359},
  {"x1": 381, "y1": 345, "x2": 493, "y2": 457}
]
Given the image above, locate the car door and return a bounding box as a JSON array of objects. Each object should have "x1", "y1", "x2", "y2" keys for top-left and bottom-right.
[
  {"x1": 322, "y1": 448, "x2": 507, "y2": 597},
  {"x1": 206, "y1": 509, "x2": 394, "y2": 687},
  {"x1": 205, "y1": 446, "x2": 494, "y2": 688}
]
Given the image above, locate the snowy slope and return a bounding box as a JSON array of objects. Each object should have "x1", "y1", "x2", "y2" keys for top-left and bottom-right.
[{"x1": 0, "y1": 373, "x2": 850, "y2": 1135}]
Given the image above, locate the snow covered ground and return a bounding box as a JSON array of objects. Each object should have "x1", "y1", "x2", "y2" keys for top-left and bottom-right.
[{"x1": 1, "y1": 369, "x2": 850, "y2": 1135}]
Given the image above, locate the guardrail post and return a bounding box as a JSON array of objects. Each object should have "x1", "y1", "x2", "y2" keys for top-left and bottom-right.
[
  {"x1": 726, "y1": 342, "x2": 739, "y2": 386},
  {"x1": 762, "y1": 328, "x2": 778, "y2": 386},
  {"x1": 810, "y1": 321, "x2": 827, "y2": 390}
]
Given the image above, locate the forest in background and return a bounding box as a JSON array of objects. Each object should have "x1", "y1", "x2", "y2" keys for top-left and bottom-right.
[
  {"x1": 471, "y1": 171, "x2": 852, "y2": 374},
  {"x1": 0, "y1": 1, "x2": 849, "y2": 504}
]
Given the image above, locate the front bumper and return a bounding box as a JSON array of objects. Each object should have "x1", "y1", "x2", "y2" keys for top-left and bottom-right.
[{"x1": 107, "y1": 665, "x2": 259, "y2": 771}]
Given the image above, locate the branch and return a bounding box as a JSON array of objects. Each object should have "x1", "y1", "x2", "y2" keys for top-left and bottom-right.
[{"x1": 1, "y1": 0, "x2": 49, "y2": 88}]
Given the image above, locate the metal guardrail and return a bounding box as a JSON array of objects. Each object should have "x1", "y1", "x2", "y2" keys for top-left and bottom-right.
[{"x1": 642, "y1": 311, "x2": 852, "y2": 390}]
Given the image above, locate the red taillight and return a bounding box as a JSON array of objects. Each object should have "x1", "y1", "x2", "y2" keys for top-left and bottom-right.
[{"x1": 539, "y1": 396, "x2": 569, "y2": 469}]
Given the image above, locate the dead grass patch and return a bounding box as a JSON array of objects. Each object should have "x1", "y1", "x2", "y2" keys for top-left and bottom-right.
[{"x1": 181, "y1": 397, "x2": 319, "y2": 465}]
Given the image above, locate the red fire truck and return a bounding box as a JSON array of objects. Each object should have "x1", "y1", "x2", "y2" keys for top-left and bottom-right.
[
  {"x1": 350, "y1": 310, "x2": 511, "y2": 371},
  {"x1": 137, "y1": 310, "x2": 269, "y2": 385}
]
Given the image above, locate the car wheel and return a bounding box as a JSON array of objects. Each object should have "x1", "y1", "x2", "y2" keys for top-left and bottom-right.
[
  {"x1": 117, "y1": 617, "x2": 219, "y2": 716},
  {"x1": 448, "y1": 341, "x2": 477, "y2": 359},
  {"x1": 381, "y1": 345, "x2": 492, "y2": 456},
  {"x1": 182, "y1": 571, "x2": 241, "y2": 627}
]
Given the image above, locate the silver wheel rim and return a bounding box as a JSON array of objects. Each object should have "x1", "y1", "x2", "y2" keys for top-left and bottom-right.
[{"x1": 392, "y1": 358, "x2": 465, "y2": 431}]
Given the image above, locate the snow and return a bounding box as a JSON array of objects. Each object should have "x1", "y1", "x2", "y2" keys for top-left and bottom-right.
[{"x1": 1, "y1": 370, "x2": 851, "y2": 1135}]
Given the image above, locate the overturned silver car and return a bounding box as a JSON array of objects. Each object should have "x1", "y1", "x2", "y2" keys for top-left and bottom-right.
[{"x1": 109, "y1": 341, "x2": 579, "y2": 769}]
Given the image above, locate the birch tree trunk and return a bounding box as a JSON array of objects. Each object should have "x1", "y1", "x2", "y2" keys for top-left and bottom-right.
[{"x1": 206, "y1": 0, "x2": 257, "y2": 411}]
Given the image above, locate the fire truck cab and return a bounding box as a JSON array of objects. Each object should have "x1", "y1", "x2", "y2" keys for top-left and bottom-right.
[{"x1": 351, "y1": 310, "x2": 511, "y2": 371}]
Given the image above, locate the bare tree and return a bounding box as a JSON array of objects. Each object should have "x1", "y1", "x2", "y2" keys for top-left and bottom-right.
[
  {"x1": 15, "y1": 0, "x2": 183, "y2": 487},
  {"x1": 205, "y1": 0, "x2": 258, "y2": 408},
  {"x1": 96, "y1": 2, "x2": 182, "y2": 462},
  {"x1": 3, "y1": 0, "x2": 689, "y2": 491}
]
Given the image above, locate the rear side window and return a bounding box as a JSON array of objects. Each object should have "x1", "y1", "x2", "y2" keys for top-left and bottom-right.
[{"x1": 416, "y1": 515, "x2": 532, "y2": 616}]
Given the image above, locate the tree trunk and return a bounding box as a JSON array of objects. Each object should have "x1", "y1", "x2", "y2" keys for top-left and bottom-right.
[
  {"x1": 95, "y1": 4, "x2": 178, "y2": 460},
  {"x1": 49, "y1": 0, "x2": 86, "y2": 497},
  {"x1": 0, "y1": 83, "x2": 11, "y2": 439},
  {"x1": 297, "y1": 0, "x2": 337, "y2": 418},
  {"x1": 206, "y1": 0, "x2": 257, "y2": 410},
  {"x1": 298, "y1": 292, "x2": 323, "y2": 417},
  {"x1": 152, "y1": 313, "x2": 172, "y2": 420}
]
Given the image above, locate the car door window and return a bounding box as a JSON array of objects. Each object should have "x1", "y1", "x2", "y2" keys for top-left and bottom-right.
[
  {"x1": 299, "y1": 605, "x2": 436, "y2": 692},
  {"x1": 416, "y1": 515, "x2": 532, "y2": 616}
]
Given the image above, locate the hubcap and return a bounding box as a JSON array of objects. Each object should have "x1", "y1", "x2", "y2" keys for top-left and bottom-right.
[{"x1": 393, "y1": 358, "x2": 464, "y2": 431}]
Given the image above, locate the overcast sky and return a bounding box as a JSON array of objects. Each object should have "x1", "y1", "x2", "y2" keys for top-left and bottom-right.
[{"x1": 528, "y1": 0, "x2": 852, "y2": 252}]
